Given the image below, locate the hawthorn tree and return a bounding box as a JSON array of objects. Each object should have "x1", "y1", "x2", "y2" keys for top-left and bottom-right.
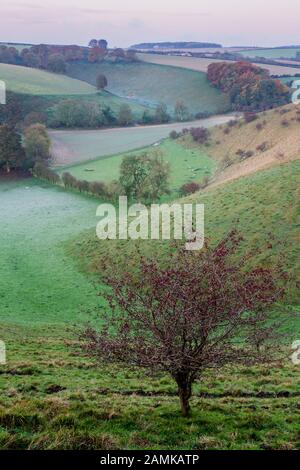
[
  {"x1": 0, "y1": 125, "x2": 25, "y2": 172},
  {"x1": 119, "y1": 152, "x2": 170, "y2": 200},
  {"x1": 82, "y1": 231, "x2": 286, "y2": 416},
  {"x1": 96, "y1": 74, "x2": 108, "y2": 90}
]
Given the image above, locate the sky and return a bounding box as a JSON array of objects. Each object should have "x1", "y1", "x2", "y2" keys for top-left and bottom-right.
[{"x1": 0, "y1": 0, "x2": 299, "y2": 48}]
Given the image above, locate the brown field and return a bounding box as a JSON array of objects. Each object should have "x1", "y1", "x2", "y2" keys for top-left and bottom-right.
[{"x1": 138, "y1": 53, "x2": 300, "y2": 76}]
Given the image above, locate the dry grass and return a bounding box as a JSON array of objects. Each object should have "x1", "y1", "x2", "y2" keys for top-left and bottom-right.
[{"x1": 202, "y1": 104, "x2": 300, "y2": 188}]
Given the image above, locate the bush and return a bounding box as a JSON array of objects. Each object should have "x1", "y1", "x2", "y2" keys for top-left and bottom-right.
[
  {"x1": 117, "y1": 105, "x2": 133, "y2": 126},
  {"x1": 244, "y1": 112, "x2": 258, "y2": 123},
  {"x1": 256, "y1": 142, "x2": 269, "y2": 152},
  {"x1": 189, "y1": 127, "x2": 210, "y2": 144},
  {"x1": 96, "y1": 74, "x2": 108, "y2": 90},
  {"x1": 180, "y1": 182, "x2": 201, "y2": 196},
  {"x1": 169, "y1": 130, "x2": 180, "y2": 140},
  {"x1": 33, "y1": 162, "x2": 60, "y2": 184}
]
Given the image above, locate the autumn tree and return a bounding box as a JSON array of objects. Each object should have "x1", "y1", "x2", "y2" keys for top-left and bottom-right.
[
  {"x1": 174, "y1": 100, "x2": 189, "y2": 121},
  {"x1": 89, "y1": 39, "x2": 98, "y2": 48},
  {"x1": 88, "y1": 46, "x2": 106, "y2": 63},
  {"x1": 96, "y1": 74, "x2": 108, "y2": 90},
  {"x1": 47, "y1": 53, "x2": 66, "y2": 73},
  {"x1": 155, "y1": 102, "x2": 170, "y2": 123},
  {"x1": 82, "y1": 232, "x2": 286, "y2": 416},
  {"x1": 117, "y1": 104, "x2": 133, "y2": 126},
  {"x1": 0, "y1": 125, "x2": 25, "y2": 172},
  {"x1": 207, "y1": 61, "x2": 290, "y2": 111},
  {"x1": 98, "y1": 39, "x2": 108, "y2": 49},
  {"x1": 24, "y1": 124, "x2": 51, "y2": 166},
  {"x1": 119, "y1": 152, "x2": 170, "y2": 200}
]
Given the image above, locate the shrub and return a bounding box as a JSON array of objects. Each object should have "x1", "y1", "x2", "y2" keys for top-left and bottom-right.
[
  {"x1": 189, "y1": 127, "x2": 210, "y2": 144},
  {"x1": 169, "y1": 130, "x2": 180, "y2": 140},
  {"x1": 244, "y1": 112, "x2": 258, "y2": 123},
  {"x1": 256, "y1": 142, "x2": 269, "y2": 152},
  {"x1": 180, "y1": 182, "x2": 201, "y2": 196}
]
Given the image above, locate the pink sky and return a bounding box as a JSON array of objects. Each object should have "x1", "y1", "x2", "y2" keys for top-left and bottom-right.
[{"x1": 0, "y1": 0, "x2": 299, "y2": 48}]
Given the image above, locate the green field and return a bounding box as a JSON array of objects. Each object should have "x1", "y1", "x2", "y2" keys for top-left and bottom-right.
[
  {"x1": 239, "y1": 48, "x2": 300, "y2": 59},
  {"x1": 0, "y1": 158, "x2": 299, "y2": 449},
  {"x1": 0, "y1": 43, "x2": 32, "y2": 51},
  {"x1": 66, "y1": 61, "x2": 230, "y2": 115},
  {"x1": 58, "y1": 139, "x2": 216, "y2": 196},
  {"x1": 49, "y1": 115, "x2": 233, "y2": 167},
  {"x1": 0, "y1": 63, "x2": 97, "y2": 95}
]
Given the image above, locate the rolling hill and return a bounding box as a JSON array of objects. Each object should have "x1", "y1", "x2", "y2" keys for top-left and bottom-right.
[
  {"x1": 66, "y1": 60, "x2": 230, "y2": 115},
  {"x1": 0, "y1": 63, "x2": 97, "y2": 95}
]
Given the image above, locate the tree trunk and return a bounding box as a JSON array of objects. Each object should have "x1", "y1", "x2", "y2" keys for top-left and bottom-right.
[{"x1": 175, "y1": 372, "x2": 193, "y2": 417}]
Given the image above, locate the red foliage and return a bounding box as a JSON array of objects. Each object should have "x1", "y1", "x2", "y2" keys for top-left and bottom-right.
[
  {"x1": 180, "y1": 182, "x2": 201, "y2": 196},
  {"x1": 82, "y1": 231, "x2": 287, "y2": 416}
]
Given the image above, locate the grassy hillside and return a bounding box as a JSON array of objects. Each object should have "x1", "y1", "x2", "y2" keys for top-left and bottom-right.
[
  {"x1": 0, "y1": 165, "x2": 299, "y2": 450},
  {"x1": 57, "y1": 140, "x2": 216, "y2": 197},
  {"x1": 200, "y1": 103, "x2": 300, "y2": 187},
  {"x1": 66, "y1": 61, "x2": 230, "y2": 115},
  {"x1": 71, "y1": 159, "x2": 300, "y2": 308},
  {"x1": 239, "y1": 48, "x2": 300, "y2": 59},
  {"x1": 0, "y1": 63, "x2": 97, "y2": 95}
]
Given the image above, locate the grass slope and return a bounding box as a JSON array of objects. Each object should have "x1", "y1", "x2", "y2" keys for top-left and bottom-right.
[
  {"x1": 200, "y1": 103, "x2": 300, "y2": 188},
  {"x1": 72, "y1": 159, "x2": 300, "y2": 308},
  {"x1": 0, "y1": 161, "x2": 299, "y2": 450},
  {"x1": 0, "y1": 63, "x2": 96, "y2": 95},
  {"x1": 58, "y1": 139, "x2": 216, "y2": 197},
  {"x1": 239, "y1": 48, "x2": 300, "y2": 59},
  {"x1": 66, "y1": 61, "x2": 230, "y2": 115},
  {"x1": 0, "y1": 179, "x2": 101, "y2": 325}
]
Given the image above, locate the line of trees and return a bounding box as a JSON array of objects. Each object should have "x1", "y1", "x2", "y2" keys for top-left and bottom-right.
[
  {"x1": 0, "y1": 41, "x2": 138, "y2": 72},
  {"x1": 207, "y1": 61, "x2": 290, "y2": 111},
  {"x1": 59, "y1": 152, "x2": 170, "y2": 202},
  {"x1": 0, "y1": 122, "x2": 51, "y2": 174}
]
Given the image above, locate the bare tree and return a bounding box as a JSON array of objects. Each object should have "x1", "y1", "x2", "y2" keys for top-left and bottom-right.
[{"x1": 82, "y1": 232, "x2": 286, "y2": 416}]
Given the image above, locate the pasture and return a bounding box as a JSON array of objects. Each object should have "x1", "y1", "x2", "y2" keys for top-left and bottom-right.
[
  {"x1": 57, "y1": 139, "x2": 216, "y2": 196},
  {"x1": 49, "y1": 115, "x2": 234, "y2": 167},
  {"x1": 0, "y1": 63, "x2": 97, "y2": 95},
  {"x1": 239, "y1": 48, "x2": 300, "y2": 60},
  {"x1": 0, "y1": 42, "x2": 32, "y2": 51},
  {"x1": 0, "y1": 158, "x2": 299, "y2": 450},
  {"x1": 66, "y1": 61, "x2": 230, "y2": 115},
  {"x1": 138, "y1": 53, "x2": 300, "y2": 77}
]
